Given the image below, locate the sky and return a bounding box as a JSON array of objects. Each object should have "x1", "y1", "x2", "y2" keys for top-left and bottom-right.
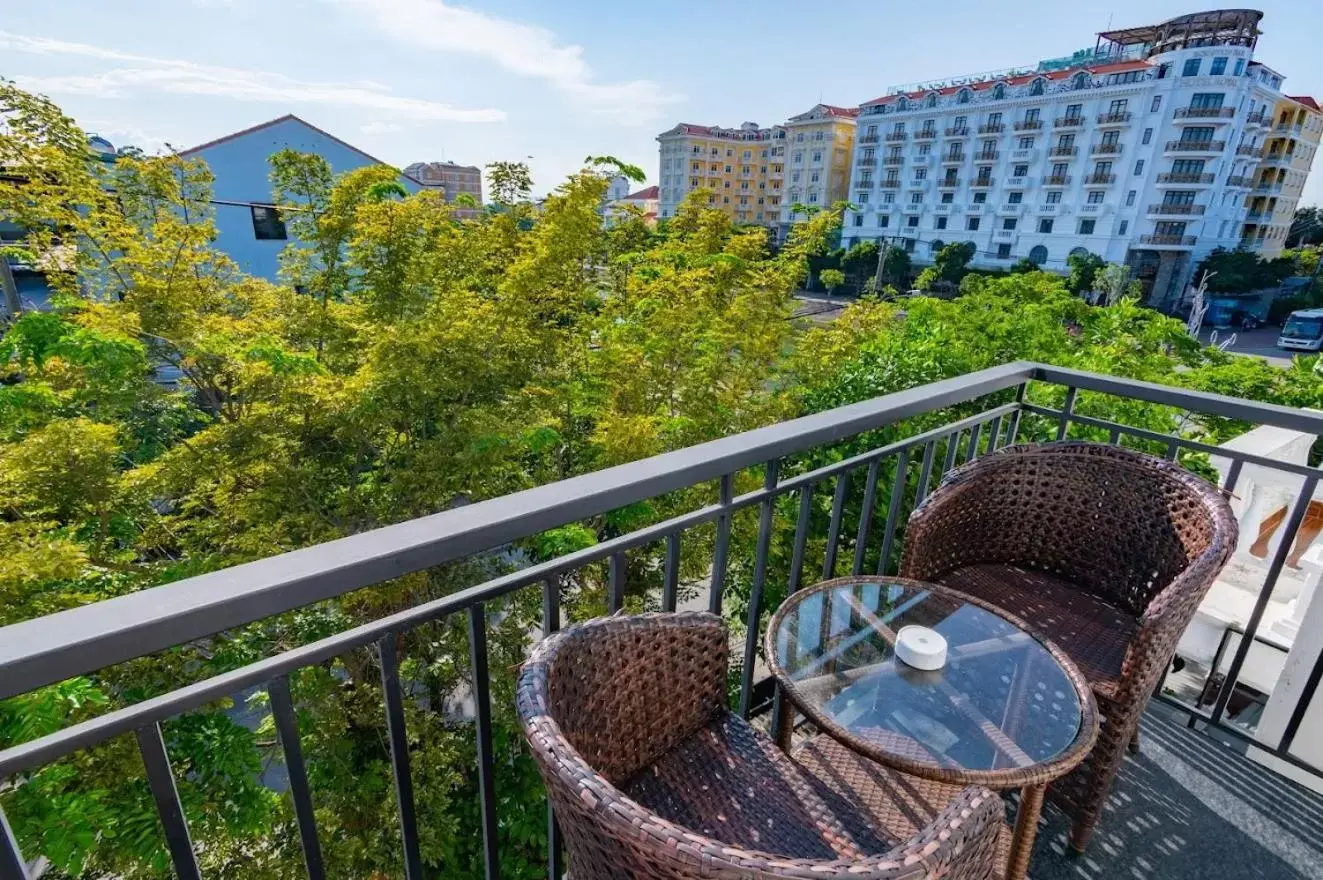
[{"x1": 2, "y1": 0, "x2": 1321, "y2": 205}]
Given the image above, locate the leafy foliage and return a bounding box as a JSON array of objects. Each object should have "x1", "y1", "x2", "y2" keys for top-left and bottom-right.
[{"x1": 1194, "y1": 247, "x2": 1296, "y2": 293}]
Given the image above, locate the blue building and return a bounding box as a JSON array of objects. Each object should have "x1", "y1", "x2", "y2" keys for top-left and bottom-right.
[{"x1": 179, "y1": 114, "x2": 420, "y2": 281}]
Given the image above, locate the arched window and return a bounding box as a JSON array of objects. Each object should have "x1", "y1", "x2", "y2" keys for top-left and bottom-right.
[
  {"x1": 1073, "y1": 71, "x2": 1090, "y2": 90},
  {"x1": 1029, "y1": 245, "x2": 1049, "y2": 265},
  {"x1": 1029, "y1": 78, "x2": 1045, "y2": 96},
  {"x1": 926, "y1": 92, "x2": 938, "y2": 108},
  {"x1": 992, "y1": 83, "x2": 1006, "y2": 100},
  {"x1": 897, "y1": 96, "x2": 909, "y2": 111},
  {"x1": 1069, "y1": 247, "x2": 1091, "y2": 259},
  {"x1": 930, "y1": 239, "x2": 945, "y2": 253},
  {"x1": 957, "y1": 88, "x2": 971, "y2": 104}
]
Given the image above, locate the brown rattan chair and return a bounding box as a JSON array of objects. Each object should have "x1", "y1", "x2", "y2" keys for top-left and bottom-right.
[
  {"x1": 900, "y1": 441, "x2": 1237, "y2": 853},
  {"x1": 517, "y1": 611, "x2": 1008, "y2": 879}
]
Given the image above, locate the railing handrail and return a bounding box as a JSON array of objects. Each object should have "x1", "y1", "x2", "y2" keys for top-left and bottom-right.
[{"x1": 0, "y1": 362, "x2": 1038, "y2": 700}]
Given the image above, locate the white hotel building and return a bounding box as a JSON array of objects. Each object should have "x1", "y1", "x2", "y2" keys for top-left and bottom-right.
[{"x1": 840, "y1": 10, "x2": 1318, "y2": 309}]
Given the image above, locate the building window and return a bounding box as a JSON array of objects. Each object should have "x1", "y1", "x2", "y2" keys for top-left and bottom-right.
[
  {"x1": 796, "y1": 132, "x2": 804, "y2": 142},
  {"x1": 1028, "y1": 245, "x2": 1048, "y2": 264},
  {"x1": 812, "y1": 151, "x2": 823, "y2": 163},
  {"x1": 926, "y1": 93, "x2": 938, "y2": 107},
  {"x1": 1025, "y1": 108, "x2": 1041, "y2": 122},
  {"x1": 1078, "y1": 219, "x2": 1096, "y2": 234},
  {"x1": 1003, "y1": 217, "x2": 1017, "y2": 231},
  {"x1": 1019, "y1": 136, "x2": 1034, "y2": 149},
  {"x1": 954, "y1": 115, "x2": 968, "y2": 129},
  {"x1": 1210, "y1": 57, "x2": 1227, "y2": 76},
  {"x1": 1142, "y1": 127, "x2": 1153, "y2": 145},
  {"x1": 883, "y1": 193, "x2": 895, "y2": 204},
  {"x1": 251, "y1": 206, "x2": 287, "y2": 240},
  {"x1": 1134, "y1": 159, "x2": 1145, "y2": 176},
  {"x1": 1087, "y1": 190, "x2": 1105, "y2": 204},
  {"x1": 993, "y1": 83, "x2": 1006, "y2": 100},
  {"x1": 1234, "y1": 59, "x2": 1245, "y2": 76},
  {"x1": 810, "y1": 171, "x2": 820, "y2": 183},
  {"x1": 907, "y1": 215, "x2": 919, "y2": 227},
  {"x1": 878, "y1": 215, "x2": 889, "y2": 228},
  {"x1": 988, "y1": 112, "x2": 1002, "y2": 126},
  {"x1": 967, "y1": 217, "x2": 981, "y2": 231},
  {"x1": 915, "y1": 168, "x2": 927, "y2": 180},
  {"x1": 1119, "y1": 219, "x2": 1129, "y2": 234},
  {"x1": 1039, "y1": 218, "x2": 1054, "y2": 233},
  {"x1": 997, "y1": 243, "x2": 1012, "y2": 258},
  {"x1": 1013, "y1": 164, "x2": 1029, "y2": 177},
  {"x1": 793, "y1": 151, "x2": 803, "y2": 163},
  {"x1": 1126, "y1": 190, "x2": 1136, "y2": 206},
  {"x1": 854, "y1": 214, "x2": 864, "y2": 226},
  {"x1": 1190, "y1": 92, "x2": 1225, "y2": 109},
  {"x1": 1047, "y1": 191, "x2": 1062, "y2": 204},
  {"x1": 940, "y1": 192, "x2": 954, "y2": 204},
  {"x1": 1073, "y1": 72, "x2": 1089, "y2": 90},
  {"x1": 808, "y1": 193, "x2": 818, "y2": 203},
  {"x1": 973, "y1": 192, "x2": 988, "y2": 204},
  {"x1": 1182, "y1": 58, "x2": 1201, "y2": 77},
  {"x1": 936, "y1": 216, "x2": 948, "y2": 230},
  {"x1": 858, "y1": 192, "x2": 870, "y2": 203},
  {"x1": 1151, "y1": 96, "x2": 1162, "y2": 113},
  {"x1": 910, "y1": 192, "x2": 923, "y2": 204},
  {"x1": 1009, "y1": 191, "x2": 1023, "y2": 204},
  {"x1": 918, "y1": 143, "x2": 932, "y2": 155}
]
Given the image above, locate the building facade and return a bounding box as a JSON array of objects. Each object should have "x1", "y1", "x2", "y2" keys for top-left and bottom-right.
[
  {"x1": 403, "y1": 160, "x2": 483, "y2": 218},
  {"x1": 780, "y1": 105, "x2": 858, "y2": 238},
  {"x1": 604, "y1": 185, "x2": 659, "y2": 226},
  {"x1": 1243, "y1": 96, "x2": 1322, "y2": 258},
  {"x1": 839, "y1": 9, "x2": 1317, "y2": 309},
  {"x1": 656, "y1": 121, "x2": 786, "y2": 229},
  {"x1": 181, "y1": 115, "x2": 420, "y2": 281}
]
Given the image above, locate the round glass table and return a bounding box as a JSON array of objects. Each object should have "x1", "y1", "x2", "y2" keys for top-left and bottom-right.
[{"x1": 766, "y1": 576, "x2": 1099, "y2": 880}]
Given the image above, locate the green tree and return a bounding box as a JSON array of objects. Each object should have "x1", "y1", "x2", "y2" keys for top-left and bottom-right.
[
  {"x1": 880, "y1": 245, "x2": 912, "y2": 287},
  {"x1": 1194, "y1": 248, "x2": 1295, "y2": 292},
  {"x1": 1066, "y1": 251, "x2": 1105, "y2": 294},
  {"x1": 819, "y1": 268, "x2": 845, "y2": 294},
  {"x1": 1287, "y1": 206, "x2": 1323, "y2": 248},
  {"x1": 485, "y1": 160, "x2": 533, "y2": 205}
]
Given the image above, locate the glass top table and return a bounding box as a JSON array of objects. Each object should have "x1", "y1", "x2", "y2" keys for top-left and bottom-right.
[{"x1": 765, "y1": 576, "x2": 1100, "y2": 880}]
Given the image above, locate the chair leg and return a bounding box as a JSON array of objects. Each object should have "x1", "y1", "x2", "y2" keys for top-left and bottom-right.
[
  {"x1": 1128, "y1": 727, "x2": 1140, "y2": 755},
  {"x1": 1069, "y1": 817, "x2": 1096, "y2": 855}
]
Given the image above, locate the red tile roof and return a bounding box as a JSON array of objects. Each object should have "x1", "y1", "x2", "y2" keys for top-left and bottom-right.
[
  {"x1": 861, "y1": 59, "x2": 1152, "y2": 107},
  {"x1": 624, "y1": 185, "x2": 659, "y2": 200},
  {"x1": 820, "y1": 105, "x2": 861, "y2": 118},
  {"x1": 1288, "y1": 96, "x2": 1321, "y2": 112}
]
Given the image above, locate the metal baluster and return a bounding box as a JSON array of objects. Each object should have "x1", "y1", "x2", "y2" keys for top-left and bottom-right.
[
  {"x1": 877, "y1": 449, "x2": 912, "y2": 576},
  {"x1": 740, "y1": 460, "x2": 780, "y2": 718},
  {"x1": 851, "y1": 460, "x2": 881, "y2": 575},
  {"x1": 662, "y1": 533, "x2": 681, "y2": 613},
  {"x1": 822, "y1": 471, "x2": 850, "y2": 579},
  {"x1": 1, "y1": 806, "x2": 29, "y2": 880},
  {"x1": 1165, "y1": 439, "x2": 1180, "y2": 461},
  {"x1": 1209, "y1": 478, "x2": 1319, "y2": 728},
  {"x1": 709, "y1": 474, "x2": 734, "y2": 615},
  {"x1": 541, "y1": 581, "x2": 565, "y2": 880},
  {"x1": 378, "y1": 633, "x2": 423, "y2": 880},
  {"x1": 468, "y1": 606, "x2": 501, "y2": 880},
  {"x1": 964, "y1": 422, "x2": 983, "y2": 464},
  {"x1": 985, "y1": 415, "x2": 1004, "y2": 452},
  {"x1": 608, "y1": 552, "x2": 626, "y2": 614},
  {"x1": 788, "y1": 483, "x2": 814, "y2": 595},
  {"x1": 914, "y1": 440, "x2": 938, "y2": 506},
  {"x1": 1006, "y1": 382, "x2": 1027, "y2": 445},
  {"x1": 135, "y1": 723, "x2": 201, "y2": 880},
  {"x1": 941, "y1": 431, "x2": 961, "y2": 476},
  {"x1": 1056, "y1": 387, "x2": 1078, "y2": 440},
  {"x1": 1222, "y1": 459, "x2": 1244, "y2": 497},
  {"x1": 1108, "y1": 427, "x2": 1122, "y2": 445},
  {"x1": 269, "y1": 675, "x2": 326, "y2": 880}
]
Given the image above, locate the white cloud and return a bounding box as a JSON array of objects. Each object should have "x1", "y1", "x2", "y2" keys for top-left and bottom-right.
[
  {"x1": 360, "y1": 121, "x2": 405, "y2": 134},
  {"x1": 328, "y1": 0, "x2": 683, "y2": 125},
  {"x1": 0, "y1": 30, "x2": 505, "y2": 124}
]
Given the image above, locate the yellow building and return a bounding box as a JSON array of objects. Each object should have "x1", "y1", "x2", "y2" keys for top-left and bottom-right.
[
  {"x1": 1242, "y1": 95, "x2": 1321, "y2": 257},
  {"x1": 778, "y1": 105, "x2": 858, "y2": 237},
  {"x1": 656, "y1": 121, "x2": 786, "y2": 229}
]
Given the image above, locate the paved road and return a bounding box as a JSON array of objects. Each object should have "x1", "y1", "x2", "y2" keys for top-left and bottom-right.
[
  {"x1": 1198, "y1": 326, "x2": 1296, "y2": 367},
  {"x1": 793, "y1": 292, "x2": 852, "y2": 323}
]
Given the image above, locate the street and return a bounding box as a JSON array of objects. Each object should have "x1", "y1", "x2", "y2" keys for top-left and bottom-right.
[{"x1": 1198, "y1": 327, "x2": 1296, "y2": 368}]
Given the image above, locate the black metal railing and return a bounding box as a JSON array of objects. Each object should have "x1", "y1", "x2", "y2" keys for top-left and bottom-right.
[{"x1": 4, "y1": 364, "x2": 1323, "y2": 878}]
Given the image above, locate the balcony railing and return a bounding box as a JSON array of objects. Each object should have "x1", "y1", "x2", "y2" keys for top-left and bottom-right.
[
  {"x1": 993, "y1": 229, "x2": 1016, "y2": 239},
  {"x1": 1096, "y1": 112, "x2": 1132, "y2": 125},
  {"x1": 1049, "y1": 146, "x2": 1078, "y2": 158},
  {"x1": 882, "y1": 156, "x2": 906, "y2": 165},
  {"x1": 1083, "y1": 173, "x2": 1116, "y2": 186},
  {"x1": 1157, "y1": 172, "x2": 1215, "y2": 184},
  {"x1": 1054, "y1": 116, "x2": 1085, "y2": 128},
  {"x1": 1166, "y1": 140, "x2": 1226, "y2": 153},
  {"x1": 1148, "y1": 203, "x2": 1206, "y2": 215},
  {"x1": 1273, "y1": 121, "x2": 1303, "y2": 134},
  {"x1": 941, "y1": 153, "x2": 966, "y2": 164},
  {"x1": 945, "y1": 126, "x2": 970, "y2": 137},
  {"x1": 1245, "y1": 210, "x2": 1270, "y2": 222},
  {"x1": 6, "y1": 364, "x2": 1323, "y2": 880},
  {"x1": 1005, "y1": 176, "x2": 1026, "y2": 187},
  {"x1": 972, "y1": 150, "x2": 998, "y2": 162},
  {"x1": 853, "y1": 178, "x2": 874, "y2": 189},
  {"x1": 1091, "y1": 143, "x2": 1122, "y2": 155},
  {"x1": 970, "y1": 177, "x2": 995, "y2": 188},
  {"x1": 915, "y1": 128, "x2": 938, "y2": 140},
  {"x1": 1174, "y1": 106, "x2": 1235, "y2": 119},
  {"x1": 1245, "y1": 112, "x2": 1267, "y2": 126},
  {"x1": 1138, "y1": 233, "x2": 1196, "y2": 246},
  {"x1": 1079, "y1": 203, "x2": 1106, "y2": 214},
  {"x1": 1261, "y1": 153, "x2": 1295, "y2": 166},
  {"x1": 1042, "y1": 174, "x2": 1071, "y2": 186},
  {"x1": 936, "y1": 178, "x2": 962, "y2": 188},
  {"x1": 1013, "y1": 120, "x2": 1043, "y2": 131},
  {"x1": 998, "y1": 203, "x2": 1024, "y2": 214},
  {"x1": 859, "y1": 134, "x2": 880, "y2": 144},
  {"x1": 978, "y1": 123, "x2": 1005, "y2": 134},
  {"x1": 1255, "y1": 181, "x2": 1284, "y2": 193},
  {"x1": 886, "y1": 132, "x2": 909, "y2": 142},
  {"x1": 857, "y1": 157, "x2": 877, "y2": 168},
  {"x1": 879, "y1": 179, "x2": 902, "y2": 188},
  {"x1": 1011, "y1": 148, "x2": 1035, "y2": 161},
  {"x1": 1236, "y1": 145, "x2": 1260, "y2": 157},
  {"x1": 932, "y1": 203, "x2": 956, "y2": 214},
  {"x1": 1225, "y1": 175, "x2": 1250, "y2": 187}
]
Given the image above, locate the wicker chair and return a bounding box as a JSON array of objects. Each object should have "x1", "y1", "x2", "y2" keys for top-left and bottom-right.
[
  {"x1": 900, "y1": 441, "x2": 1237, "y2": 853},
  {"x1": 517, "y1": 612, "x2": 1007, "y2": 879}
]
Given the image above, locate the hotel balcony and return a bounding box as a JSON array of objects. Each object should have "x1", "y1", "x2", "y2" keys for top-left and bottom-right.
[
  {"x1": 974, "y1": 150, "x2": 999, "y2": 162},
  {"x1": 1013, "y1": 120, "x2": 1043, "y2": 132},
  {"x1": 1245, "y1": 112, "x2": 1268, "y2": 127},
  {"x1": 1010, "y1": 148, "x2": 1036, "y2": 161},
  {"x1": 1084, "y1": 173, "x2": 1117, "y2": 186},
  {"x1": 1138, "y1": 233, "x2": 1197, "y2": 247},
  {"x1": 993, "y1": 228, "x2": 1016, "y2": 240},
  {"x1": 970, "y1": 177, "x2": 995, "y2": 188},
  {"x1": 914, "y1": 128, "x2": 938, "y2": 141},
  {"x1": 1165, "y1": 140, "x2": 1226, "y2": 154},
  {"x1": 882, "y1": 156, "x2": 906, "y2": 166},
  {"x1": 856, "y1": 157, "x2": 877, "y2": 168},
  {"x1": 1148, "y1": 203, "x2": 1207, "y2": 216},
  {"x1": 1225, "y1": 175, "x2": 1251, "y2": 188},
  {"x1": 886, "y1": 131, "x2": 908, "y2": 142},
  {"x1": 1054, "y1": 116, "x2": 1085, "y2": 128},
  {"x1": 1048, "y1": 146, "x2": 1079, "y2": 158},
  {"x1": 1096, "y1": 112, "x2": 1132, "y2": 125},
  {"x1": 1256, "y1": 181, "x2": 1284, "y2": 193},
  {"x1": 1037, "y1": 202, "x2": 1067, "y2": 214},
  {"x1": 4, "y1": 365, "x2": 1323, "y2": 880},
  {"x1": 1174, "y1": 107, "x2": 1236, "y2": 120},
  {"x1": 1237, "y1": 145, "x2": 1261, "y2": 157},
  {"x1": 1273, "y1": 121, "x2": 1304, "y2": 135},
  {"x1": 1157, "y1": 172, "x2": 1216, "y2": 185},
  {"x1": 932, "y1": 203, "x2": 956, "y2": 214},
  {"x1": 1245, "y1": 210, "x2": 1271, "y2": 222},
  {"x1": 1005, "y1": 176, "x2": 1026, "y2": 187},
  {"x1": 1042, "y1": 174, "x2": 1071, "y2": 186},
  {"x1": 941, "y1": 153, "x2": 966, "y2": 165},
  {"x1": 907, "y1": 179, "x2": 929, "y2": 190},
  {"x1": 936, "y1": 178, "x2": 962, "y2": 188},
  {"x1": 997, "y1": 202, "x2": 1024, "y2": 214},
  {"x1": 859, "y1": 134, "x2": 880, "y2": 144},
  {"x1": 1261, "y1": 153, "x2": 1296, "y2": 168},
  {"x1": 1079, "y1": 203, "x2": 1109, "y2": 214},
  {"x1": 1091, "y1": 143, "x2": 1123, "y2": 155},
  {"x1": 945, "y1": 126, "x2": 970, "y2": 137},
  {"x1": 853, "y1": 178, "x2": 874, "y2": 189},
  {"x1": 978, "y1": 123, "x2": 1005, "y2": 134},
  {"x1": 902, "y1": 202, "x2": 923, "y2": 214},
  {"x1": 879, "y1": 179, "x2": 902, "y2": 189}
]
